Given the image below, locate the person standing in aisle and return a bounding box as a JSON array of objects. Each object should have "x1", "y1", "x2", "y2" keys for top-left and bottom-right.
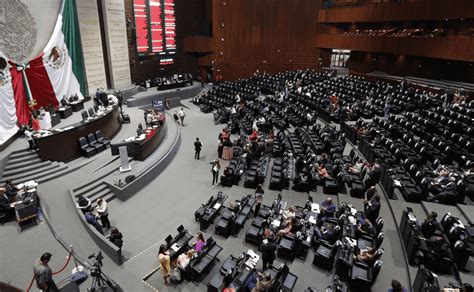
[
  {"x1": 33, "y1": 252, "x2": 59, "y2": 292},
  {"x1": 210, "y1": 159, "x2": 221, "y2": 188},
  {"x1": 194, "y1": 137, "x2": 203, "y2": 159},
  {"x1": 254, "y1": 184, "x2": 265, "y2": 217},
  {"x1": 95, "y1": 199, "x2": 111, "y2": 230},
  {"x1": 178, "y1": 108, "x2": 186, "y2": 126}
]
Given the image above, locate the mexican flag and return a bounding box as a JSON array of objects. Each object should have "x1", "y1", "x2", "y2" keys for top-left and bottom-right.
[
  {"x1": 0, "y1": 0, "x2": 87, "y2": 144},
  {"x1": 11, "y1": 0, "x2": 87, "y2": 116}
]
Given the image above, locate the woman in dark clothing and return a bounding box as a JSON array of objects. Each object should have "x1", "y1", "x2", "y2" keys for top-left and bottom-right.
[
  {"x1": 210, "y1": 160, "x2": 221, "y2": 188},
  {"x1": 108, "y1": 227, "x2": 123, "y2": 248}
]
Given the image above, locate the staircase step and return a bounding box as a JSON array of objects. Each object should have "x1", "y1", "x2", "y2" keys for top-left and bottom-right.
[
  {"x1": 78, "y1": 183, "x2": 109, "y2": 199},
  {"x1": 4, "y1": 158, "x2": 43, "y2": 171},
  {"x1": 102, "y1": 192, "x2": 116, "y2": 203},
  {"x1": 87, "y1": 185, "x2": 112, "y2": 202},
  {"x1": 1, "y1": 162, "x2": 61, "y2": 183},
  {"x1": 7, "y1": 155, "x2": 42, "y2": 165},
  {"x1": 9, "y1": 150, "x2": 38, "y2": 160},
  {"x1": 36, "y1": 165, "x2": 71, "y2": 184},
  {"x1": 74, "y1": 180, "x2": 107, "y2": 196},
  {"x1": 8, "y1": 164, "x2": 68, "y2": 185},
  {"x1": 2, "y1": 161, "x2": 53, "y2": 177}
]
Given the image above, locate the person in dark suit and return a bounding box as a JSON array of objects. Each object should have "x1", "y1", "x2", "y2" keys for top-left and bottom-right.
[
  {"x1": 420, "y1": 211, "x2": 439, "y2": 238},
  {"x1": 3, "y1": 180, "x2": 18, "y2": 202},
  {"x1": 0, "y1": 188, "x2": 15, "y2": 221},
  {"x1": 364, "y1": 195, "x2": 381, "y2": 224},
  {"x1": 365, "y1": 161, "x2": 383, "y2": 189},
  {"x1": 427, "y1": 177, "x2": 457, "y2": 203},
  {"x1": 194, "y1": 137, "x2": 203, "y2": 159},
  {"x1": 260, "y1": 234, "x2": 277, "y2": 270}
]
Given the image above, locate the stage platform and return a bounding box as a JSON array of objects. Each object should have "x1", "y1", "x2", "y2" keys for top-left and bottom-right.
[{"x1": 125, "y1": 81, "x2": 202, "y2": 108}]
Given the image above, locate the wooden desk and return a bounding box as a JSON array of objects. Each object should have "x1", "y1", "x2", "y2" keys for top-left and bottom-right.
[
  {"x1": 35, "y1": 105, "x2": 122, "y2": 162},
  {"x1": 134, "y1": 123, "x2": 167, "y2": 161}
]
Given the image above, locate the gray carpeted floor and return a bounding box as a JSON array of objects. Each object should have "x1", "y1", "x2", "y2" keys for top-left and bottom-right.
[{"x1": 1, "y1": 95, "x2": 467, "y2": 292}]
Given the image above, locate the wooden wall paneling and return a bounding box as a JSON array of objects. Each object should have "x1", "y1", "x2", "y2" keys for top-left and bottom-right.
[
  {"x1": 316, "y1": 35, "x2": 474, "y2": 61},
  {"x1": 318, "y1": 0, "x2": 474, "y2": 23}
]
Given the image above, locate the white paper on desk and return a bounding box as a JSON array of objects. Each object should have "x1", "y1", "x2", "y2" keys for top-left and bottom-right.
[
  {"x1": 309, "y1": 216, "x2": 316, "y2": 224},
  {"x1": 213, "y1": 203, "x2": 221, "y2": 209},
  {"x1": 350, "y1": 207, "x2": 357, "y2": 215},
  {"x1": 311, "y1": 203, "x2": 319, "y2": 213},
  {"x1": 348, "y1": 216, "x2": 356, "y2": 225},
  {"x1": 346, "y1": 237, "x2": 356, "y2": 247},
  {"x1": 171, "y1": 243, "x2": 180, "y2": 252}
]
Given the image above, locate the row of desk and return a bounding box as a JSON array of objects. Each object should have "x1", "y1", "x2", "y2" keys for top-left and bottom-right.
[
  {"x1": 164, "y1": 226, "x2": 223, "y2": 283},
  {"x1": 34, "y1": 104, "x2": 121, "y2": 162}
]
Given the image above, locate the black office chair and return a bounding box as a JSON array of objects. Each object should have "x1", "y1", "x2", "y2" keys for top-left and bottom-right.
[
  {"x1": 87, "y1": 133, "x2": 106, "y2": 152},
  {"x1": 349, "y1": 259, "x2": 382, "y2": 290},
  {"x1": 278, "y1": 234, "x2": 295, "y2": 260},
  {"x1": 81, "y1": 110, "x2": 89, "y2": 121},
  {"x1": 313, "y1": 240, "x2": 341, "y2": 270},
  {"x1": 177, "y1": 225, "x2": 185, "y2": 234},
  {"x1": 88, "y1": 107, "x2": 95, "y2": 117},
  {"x1": 78, "y1": 137, "x2": 96, "y2": 157},
  {"x1": 374, "y1": 217, "x2": 384, "y2": 236},
  {"x1": 95, "y1": 130, "x2": 111, "y2": 148},
  {"x1": 357, "y1": 232, "x2": 384, "y2": 251}
]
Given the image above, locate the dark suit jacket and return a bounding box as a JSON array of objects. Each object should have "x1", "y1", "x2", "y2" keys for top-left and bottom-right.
[{"x1": 260, "y1": 241, "x2": 277, "y2": 262}]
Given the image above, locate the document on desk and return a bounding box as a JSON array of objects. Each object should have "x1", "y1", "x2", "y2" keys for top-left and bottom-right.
[
  {"x1": 309, "y1": 215, "x2": 317, "y2": 224},
  {"x1": 213, "y1": 203, "x2": 221, "y2": 209},
  {"x1": 311, "y1": 203, "x2": 320, "y2": 213},
  {"x1": 245, "y1": 250, "x2": 260, "y2": 268},
  {"x1": 171, "y1": 243, "x2": 180, "y2": 252}
]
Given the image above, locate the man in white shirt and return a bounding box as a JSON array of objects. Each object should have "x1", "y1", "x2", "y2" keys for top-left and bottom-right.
[
  {"x1": 24, "y1": 129, "x2": 37, "y2": 151},
  {"x1": 95, "y1": 199, "x2": 110, "y2": 229},
  {"x1": 178, "y1": 108, "x2": 186, "y2": 126}
]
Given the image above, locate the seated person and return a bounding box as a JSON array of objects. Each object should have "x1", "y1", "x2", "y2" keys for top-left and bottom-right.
[
  {"x1": 365, "y1": 186, "x2": 377, "y2": 201},
  {"x1": 314, "y1": 221, "x2": 338, "y2": 242},
  {"x1": 420, "y1": 211, "x2": 439, "y2": 238},
  {"x1": 427, "y1": 177, "x2": 457, "y2": 202},
  {"x1": 76, "y1": 195, "x2": 91, "y2": 214},
  {"x1": 0, "y1": 188, "x2": 15, "y2": 221},
  {"x1": 319, "y1": 153, "x2": 330, "y2": 165},
  {"x1": 108, "y1": 227, "x2": 123, "y2": 248},
  {"x1": 282, "y1": 206, "x2": 296, "y2": 222},
  {"x1": 194, "y1": 232, "x2": 206, "y2": 252},
  {"x1": 357, "y1": 247, "x2": 377, "y2": 264},
  {"x1": 317, "y1": 197, "x2": 336, "y2": 223},
  {"x1": 318, "y1": 164, "x2": 330, "y2": 178},
  {"x1": 348, "y1": 158, "x2": 364, "y2": 174},
  {"x1": 84, "y1": 208, "x2": 103, "y2": 235},
  {"x1": 357, "y1": 219, "x2": 374, "y2": 237},
  {"x1": 252, "y1": 272, "x2": 273, "y2": 292},
  {"x1": 429, "y1": 170, "x2": 450, "y2": 195},
  {"x1": 177, "y1": 250, "x2": 194, "y2": 269},
  {"x1": 3, "y1": 180, "x2": 18, "y2": 202},
  {"x1": 278, "y1": 218, "x2": 298, "y2": 239}
]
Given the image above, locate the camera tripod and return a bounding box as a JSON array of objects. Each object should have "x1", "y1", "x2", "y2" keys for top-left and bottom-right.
[
  {"x1": 87, "y1": 252, "x2": 117, "y2": 292},
  {"x1": 88, "y1": 268, "x2": 116, "y2": 292}
]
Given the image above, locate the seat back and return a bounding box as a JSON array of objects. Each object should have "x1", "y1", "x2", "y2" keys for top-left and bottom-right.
[
  {"x1": 96, "y1": 130, "x2": 107, "y2": 139},
  {"x1": 79, "y1": 137, "x2": 88, "y2": 147},
  {"x1": 87, "y1": 133, "x2": 97, "y2": 144},
  {"x1": 177, "y1": 225, "x2": 185, "y2": 234},
  {"x1": 376, "y1": 232, "x2": 384, "y2": 249},
  {"x1": 81, "y1": 110, "x2": 89, "y2": 121},
  {"x1": 375, "y1": 217, "x2": 384, "y2": 235},
  {"x1": 88, "y1": 107, "x2": 95, "y2": 117},
  {"x1": 371, "y1": 259, "x2": 383, "y2": 282}
]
